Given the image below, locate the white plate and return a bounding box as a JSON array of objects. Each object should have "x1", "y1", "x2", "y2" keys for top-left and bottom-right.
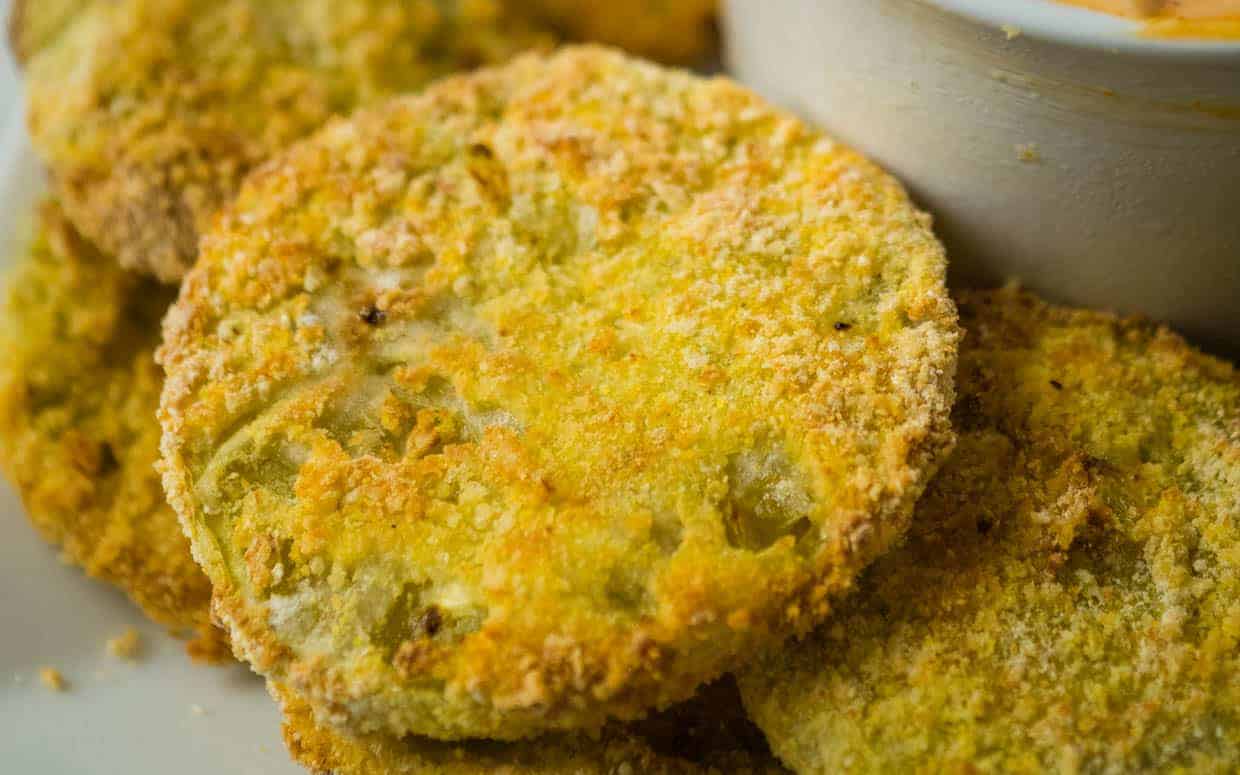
[{"x1": 0, "y1": 6, "x2": 300, "y2": 773}]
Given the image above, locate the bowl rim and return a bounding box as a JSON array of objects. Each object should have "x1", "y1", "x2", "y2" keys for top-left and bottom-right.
[{"x1": 927, "y1": 0, "x2": 1240, "y2": 60}]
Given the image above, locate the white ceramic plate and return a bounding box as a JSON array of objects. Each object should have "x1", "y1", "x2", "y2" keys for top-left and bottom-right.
[{"x1": 0, "y1": 5, "x2": 301, "y2": 772}]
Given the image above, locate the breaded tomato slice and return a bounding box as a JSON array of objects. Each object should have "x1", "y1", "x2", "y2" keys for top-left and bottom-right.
[
  {"x1": 15, "y1": 0, "x2": 552, "y2": 282},
  {"x1": 159, "y1": 47, "x2": 958, "y2": 740},
  {"x1": 277, "y1": 677, "x2": 785, "y2": 775},
  {"x1": 0, "y1": 201, "x2": 228, "y2": 661},
  {"x1": 739, "y1": 287, "x2": 1240, "y2": 773}
]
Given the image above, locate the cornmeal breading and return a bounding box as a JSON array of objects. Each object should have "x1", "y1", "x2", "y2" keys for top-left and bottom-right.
[
  {"x1": 14, "y1": 0, "x2": 552, "y2": 282},
  {"x1": 515, "y1": 0, "x2": 718, "y2": 64},
  {"x1": 277, "y1": 677, "x2": 786, "y2": 775},
  {"x1": 0, "y1": 201, "x2": 228, "y2": 661},
  {"x1": 159, "y1": 47, "x2": 958, "y2": 740},
  {"x1": 739, "y1": 287, "x2": 1240, "y2": 773},
  {"x1": 6, "y1": 0, "x2": 77, "y2": 62}
]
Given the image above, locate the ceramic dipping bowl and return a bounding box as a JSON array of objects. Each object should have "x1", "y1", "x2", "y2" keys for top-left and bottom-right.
[{"x1": 724, "y1": 0, "x2": 1240, "y2": 352}]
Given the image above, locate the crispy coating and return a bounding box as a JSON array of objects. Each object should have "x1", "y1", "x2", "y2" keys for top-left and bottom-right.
[
  {"x1": 6, "y1": 0, "x2": 78, "y2": 63},
  {"x1": 739, "y1": 287, "x2": 1240, "y2": 773},
  {"x1": 0, "y1": 201, "x2": 228, "y2": 661},
  {"x1": 277, "y1": 677, "x2": 786, "y2": 775},
  {"x1": 515, "y1": 0, "x2": 718, "y2": 64},
  {"x1": 159, "y1": 47, "x2": 958, "y2": 740},
  {"x1": 16, "y1": 0, "x2": 552, "y2": 282}
]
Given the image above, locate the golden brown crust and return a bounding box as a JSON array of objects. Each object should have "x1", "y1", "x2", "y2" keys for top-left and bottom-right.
[
  {"x1": 6, "y1": 0, "x2": 79, "y2": 64},
  {"x1": 739, "y1": 287, "x2": 1240, "y2": 773},
  {"x1": 277, "y1": 678, "x2": 785, "y2": 775},
  {"x1": 21, "y1": 0, "x2": 553, "y2": 282},
  {"x1": 159, "y1": 47, "x2": 958, "y2": 740},
  {"x1": 6, "y1": 0, "x2": 27, "y2": 63},
  {"x1": 515, "y1": 0, "x2": 718, "y2": 64},
  {"x1": 0, "y1": 201, "x2": 228, "y2": 660}
]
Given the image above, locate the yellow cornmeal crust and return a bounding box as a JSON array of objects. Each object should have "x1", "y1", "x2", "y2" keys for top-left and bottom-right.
[
  {"x1": 277, "y1": 678, "x2": 786, "y2": 775},
  {"x1": 159, "y1": 47, "x2": 958, "y2": 740},
  {"x1": 0, "y1": 201, "x2": 229, "y2": 662},
  {"x1": 739, "y1": 287, "x2": 1240, "y2": 774},
  {"x1": 6, "y1": 0, "x2": 78, "y2": 62},
  {"x1": 15, "y1": 0, "x2": 552, "y2": 283},
  {"x1": 515, "y1": 0, "x2": 718, "y2": 64}
]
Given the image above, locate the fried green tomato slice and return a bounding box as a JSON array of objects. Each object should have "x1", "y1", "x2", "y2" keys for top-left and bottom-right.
[
  {"x1": 0, "y1": 201, "x2": 229, "y2": 661},
  {"x1": 738, "y1": 287, "x2": 1240, "y2": 773},
  {"x1": 159, "y1": 46, "x2": 959, "y2": 740},
  {"x1": 514, "y1": 0, "x2": 718, "y2": 64},
  {"x1": 277, "y1": 677, "x2": 786, "y2": 775},
  {"x1": 14, "y1": 0, "x2": 552, "y2": 283}
]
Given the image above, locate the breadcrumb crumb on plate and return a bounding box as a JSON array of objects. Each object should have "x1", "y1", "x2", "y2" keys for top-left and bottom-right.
[
  {"x1": 159, "y1": 46, "x2": 958, "y2": 740},
  {"x1": 38, "y1": 667, "x2": 66, "y2": 692},
  {"x1": 107, "y1": 628, "x2": 142, "y2": 661},
  {"x1": 739, "y1": 287, "x2": 1240, "y2": 773},
  {"x1": 0, "y1": 200, "x2": 228, "y2": 661}
]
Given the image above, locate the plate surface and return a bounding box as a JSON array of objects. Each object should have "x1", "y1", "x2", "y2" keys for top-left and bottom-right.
[{"x1": 0, "y1": 5, "x2": 300, "y2": 772}]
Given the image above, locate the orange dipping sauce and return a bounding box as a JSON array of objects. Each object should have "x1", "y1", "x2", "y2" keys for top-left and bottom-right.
[{"x1": 1056, "y1": 0, "x2": 1240, "y2": 37}]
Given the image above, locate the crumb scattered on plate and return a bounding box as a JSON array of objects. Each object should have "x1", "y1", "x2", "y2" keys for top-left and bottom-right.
[
  {"x1": 106, "y1": 627, "x2": 142, "y2": 660},
  {"x1": 39, "y1": 667, "x2": 66, "y2": 692}
]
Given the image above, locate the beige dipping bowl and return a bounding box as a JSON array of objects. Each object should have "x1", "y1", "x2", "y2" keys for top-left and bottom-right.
[{"x1": 724, "y1": 0, "x2": 1240, "y2": 352}]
